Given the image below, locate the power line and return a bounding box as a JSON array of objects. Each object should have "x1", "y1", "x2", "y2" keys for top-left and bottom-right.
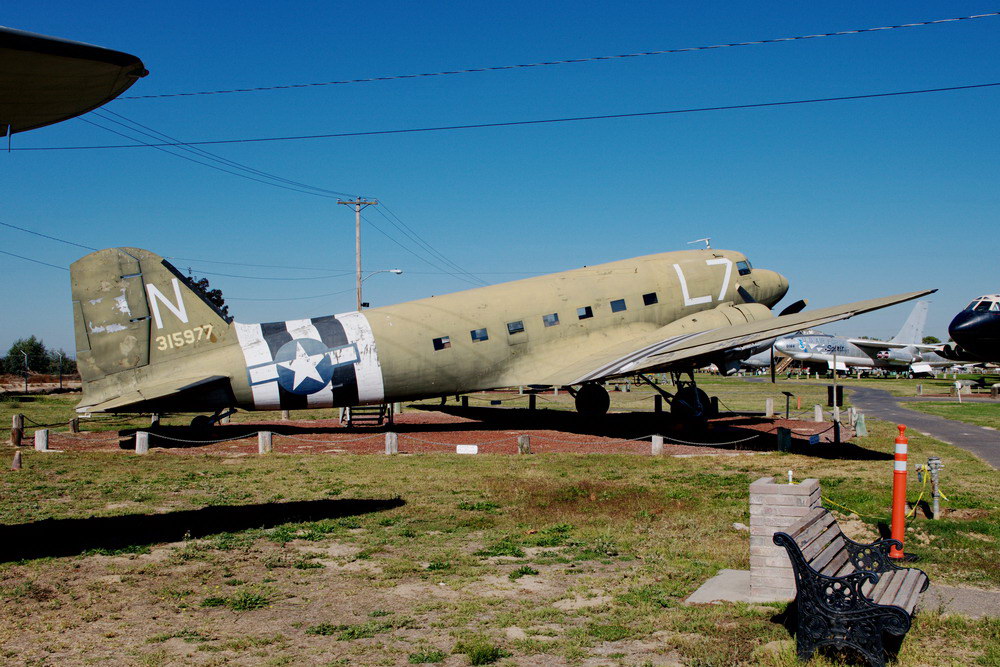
[
  {"x1": 0, "y1": 220, "x2": 97, "y2": 251},
  {"x1": 375, "y1": 203, "x2": 485, "y2": 285},
  {"x1": 20, "y1": 82, "x2": 1000, "y2": 151},
  {"x1": 119, "y1": 12, "x2": 1000, "y2": 99},
  {"x1": 0, "y1": 249, "x2": 70, "y2": 271}
]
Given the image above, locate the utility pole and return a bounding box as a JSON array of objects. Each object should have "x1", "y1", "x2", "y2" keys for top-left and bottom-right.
[{"x1": 338, "y1": 198, "x2": 378, "y2": 310}]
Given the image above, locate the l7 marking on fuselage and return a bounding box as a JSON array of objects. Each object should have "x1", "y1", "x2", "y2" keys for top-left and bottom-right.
[{"x1": 673, "y1": 258, "x2": 733, "y2": 306}]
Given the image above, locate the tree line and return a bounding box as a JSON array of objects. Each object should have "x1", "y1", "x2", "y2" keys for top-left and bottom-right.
[{"x1": 2, "y1": 336, "x2": 77, "y2": 375}]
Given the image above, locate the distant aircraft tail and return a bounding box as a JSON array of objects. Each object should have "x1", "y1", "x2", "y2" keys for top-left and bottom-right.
[
  {"x1": 70, "y1": 247, "x2": 232, "y2": 399},
  {"x1": 889, "y1": 300, "x2": 928, "y2": 345}
]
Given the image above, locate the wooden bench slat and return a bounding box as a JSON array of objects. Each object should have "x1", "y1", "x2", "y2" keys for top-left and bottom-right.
[
  {"x1": 809, "y1": 534, "x2": 843, "y2": 571},
  {"x1": 876, "y1": 567, "x2": 907, "y2": 605},
  {"x1": 785, "y1": 507, "x2": 828, "y2": 539},
  {"x1": 796, "y1": 518, "x2": 841, "y2": 559},
  {"x1": 867, "y1": 569, "x2": 900, "y2": 600},
  {"x1": 818, "y1": 546, "x2": 851, "y2": 578},
  {"x1": 801, "y1": 526, "x2": 842, "y2": 562},
  {"x1": 893, "y1": 569, "x2": 926, "y2": 614}
]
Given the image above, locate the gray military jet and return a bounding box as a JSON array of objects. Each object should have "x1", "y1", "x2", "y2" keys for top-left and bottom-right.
[{"x1": 772, "y1": 301, "x2": 950, "y2": 375}]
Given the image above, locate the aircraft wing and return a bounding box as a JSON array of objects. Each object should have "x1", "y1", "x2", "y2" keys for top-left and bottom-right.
[
  {"x1": 535, "y1": 290, "x2": 935, "y2": 386},
  {"x1": 848, "y1": 339, "x2": 940, "y2": 352},
  {"x1": 77, "y1": 375, "x2": 229, "y2": 413}
]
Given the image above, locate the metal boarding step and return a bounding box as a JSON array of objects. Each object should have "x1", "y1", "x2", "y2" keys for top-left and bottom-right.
[
  {"x1": 341, "y1": 404, "x2": 392, "y2": 427},
  {"x1": 775, "y1": 356, "x2": 793, "y2": 374}
]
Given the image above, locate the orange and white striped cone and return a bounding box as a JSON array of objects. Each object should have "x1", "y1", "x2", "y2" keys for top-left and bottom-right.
[{"x1": 889, "y1": 424, "x2": 908, "y2": 559}]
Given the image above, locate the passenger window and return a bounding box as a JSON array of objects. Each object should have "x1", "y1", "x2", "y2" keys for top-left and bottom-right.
[
  {"x1": 610, "y1": 299, "x2": 626, "y2": 313},
  {"x1": 507, "y1": 320, "x2": 525, "y2": 335},
  {"x1": 542, "y1": 313, "x2": 560, "y2": 327},
  {"x1": 432, "y1": 336, "x2": 451, "y2": 351},
  {"x1": 577, "y1": 306, "x2": 593, "y2": 320},
  {"x1": 470, "y1": 328, "x2": 489, "y2": 342},
  {"x1": 736, "y1": 261, "x2": 751, "y2": 276},
  {"x1": 642, "y1": 292, "x2": 658, "y2": 306}
]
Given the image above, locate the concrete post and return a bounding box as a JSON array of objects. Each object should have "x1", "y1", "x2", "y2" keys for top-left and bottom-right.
[
  {"x1": 928, "y1": 456, "x2": 942, "y2": 520},
  {"x1": 765, "y1": 398, "x2": 774, "y2": 418},
  {"x1": 654, "y1": 395, "x2": 662, "y2": 413},
  {"x1": 855, "y1": 413, "x2": 867, "y2": 437},
  {"x1": 150, "y1": 413, "x2": 160, "y2": 427},
  {"x1": 832, "y1": 406, "x2": 841, "y2": 423},
  {"x1": 393, "y1": 402, "x2": 402, "y2": 414},
  {"x1": 69, "y1": 417, "x2": 79, "y2": 433},
  {"x1": 517, "y1": 434, "x2": 531, "y2": 454},
  {"x1": 11, "y1": 450, "x2": 21, "y2": 471},
  {"x1": 34, "y1": 429, "x2": 49, "y2": 452},
  {"x1": 281, "y1": 409, "x2": 290, "y2": 421},
  {"x1": 258, "y1": 431, "x2": 272, "y2": 454},
  {"x1": 749, "y1": 476, "x2": 821, "y2": 602},
  {"x1": 916, "y1": 384, "x2": 923, "y2": 396},
  {"x1": 651, "y1": 435, "x2": 664, "y2": 455},
  {"x1": 518, "y1": 386, "x2": 524, "y2": 395},
  {"x1": 847, "y1": 407, "x2": 856, "y2": 425},
  {"x1": 553, "y1": 386, "x2": 558, "y2": 396},
  {"x1": 813, "y1": 405, "x2": 823, "y2": 422},
  {"x1": 11, "y1": 414, "x2": 23, "y2": 446},
  {"x1": 135, "y1": 431, "x2": 149, "y2": 455},
  {"x1": 385, "y1": 432, "x2": 398, "y2": 455}
]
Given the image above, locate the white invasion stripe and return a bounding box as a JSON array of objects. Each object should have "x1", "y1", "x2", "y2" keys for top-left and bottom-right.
[
  {"x1": 285, "y1": 319, "x2": 331, "y2": 408},
  {"x1": 249, "y1": 365, "x2": 278, "y2": 384},
  {"x1": 894, "y1": 461, "x2": 907, "y2": 472},
  {"x1": 895, "y1": 443, "x2": 908, "y2": 455},
  {"x1": 235, "y1": 322, "x2": 280, "y2": 409},
  {"x1": 335, "y1": 311, "x2": 385, "y2": 404}
]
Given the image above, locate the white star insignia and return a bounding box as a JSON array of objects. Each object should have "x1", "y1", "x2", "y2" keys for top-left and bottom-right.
[{"x1": 277, "y1": 342, "x2": 326, "y2": 389}]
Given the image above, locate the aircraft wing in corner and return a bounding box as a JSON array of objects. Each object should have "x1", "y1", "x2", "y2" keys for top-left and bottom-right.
[{"x1": 535, "y1": 290, "x2": 935, "y2": 386}]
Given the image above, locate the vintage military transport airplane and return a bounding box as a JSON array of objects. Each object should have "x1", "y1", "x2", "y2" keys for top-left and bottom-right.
[{"x1": 70, "y1": 247, "x2": 932, "y2": 423}]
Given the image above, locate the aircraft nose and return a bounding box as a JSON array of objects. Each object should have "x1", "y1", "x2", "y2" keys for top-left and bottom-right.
[
  {"x1": 752, "y1": 269, "x2": 789, "y2": 308},
  {"x1": 949, "y1": 309, "x2": 1000, "y2": 351}
]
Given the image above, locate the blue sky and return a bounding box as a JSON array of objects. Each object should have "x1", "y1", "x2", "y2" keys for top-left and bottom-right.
[{"x1": 3, "y1": 1, "x2": 998, "y2": 354}]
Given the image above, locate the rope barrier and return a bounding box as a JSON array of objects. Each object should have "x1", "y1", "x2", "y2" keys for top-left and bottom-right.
[
  {"x1": 276, "y1": 432, "x2": 383, "y2": 444},
  {"x1": 661, "y1": 433, "x2": 762, "y2": 446},
  {"x1": 148, "y1": 432, "x2": 256, "y2": 445},
  {"x1": 398, "y1": 434, "x2": 514, "y2": 446}
]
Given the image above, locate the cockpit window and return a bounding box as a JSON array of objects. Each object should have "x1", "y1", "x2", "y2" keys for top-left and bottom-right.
[
  {"x1": 974, "y1": 301, "x2": 992, "y2": 312},
  {"x1": 736, "y1": 260, "x2": 752, "y2": 276},
  {"x1": 992, "y1": 302, "x2": 1000, "y2": 312}
]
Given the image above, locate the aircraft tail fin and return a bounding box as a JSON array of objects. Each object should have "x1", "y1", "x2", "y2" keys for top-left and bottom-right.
[
  {"x1": 70, "y1": 247, "x2": 232, "y2": 387},
  {"x1": 889, "y1": 300, "x2": 928, "y2": 345}
]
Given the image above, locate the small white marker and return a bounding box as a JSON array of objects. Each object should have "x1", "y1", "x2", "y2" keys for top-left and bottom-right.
[{"x1": 787, "y1": 470, "x2": 794, "y2": 484}]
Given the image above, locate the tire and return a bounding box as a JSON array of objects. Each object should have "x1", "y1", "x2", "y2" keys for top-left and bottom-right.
[
  {"x1": 671, "y1": 386, "x2": 711, "y2": 422},
  {"x1": 190, "y1": 415, "x2": 214, "y2": 429},
  {"x1": 574, "y1": 383, "x2": 610, "y2": 417}
]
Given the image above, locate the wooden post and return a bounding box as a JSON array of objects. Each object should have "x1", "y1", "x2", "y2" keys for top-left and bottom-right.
[
  {"x1": 765, "y1": 398, "x2": 774, "y2": 418},
  {"x1": 528, "y1": 394, "x2": 536, "y2": 410},
  {"x1": 813, "y1": 405, "x2": 823, "y2": 423},
  {"x1": 135, "y1": 431, "x2": 149, "y2": 455},
  {"x1": 11, "y1": 414, "x2": 24, "y2": 446},
  {"x1": 651, "y1": 435, "x2": 664, "y2": 455},
  {"x1": 281, "y1": 409, "x2": 290, "y2": 421},
  {"x1": 69, "y1": 417, "x2": 79, "y2": 433},
  {"x1": 258, "y1": 431, "x2": 272, "y2": 454},
  {"x1": 440, "y1": 396, "x2": 446, "y2": 406},
  {"x1": 385, "y1": 432, "x2": 398, "y2": 455},
  {"x1": 34, "y1": 429, "x2": 49, "y2": 452},
  {"x1": 517, "y1": 434, "x2": 531, "y2": 454},
  {"x1": 711, "y1": 396, "x2": 719, "y2": 416},
  {"x1": 654, "y1": 395, "x2": 662, "y2": 413}
]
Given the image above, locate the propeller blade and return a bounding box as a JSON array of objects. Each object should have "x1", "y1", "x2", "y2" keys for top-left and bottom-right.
[{"x1": 779, "y1": 299, "x2": 808, "y2": 317}]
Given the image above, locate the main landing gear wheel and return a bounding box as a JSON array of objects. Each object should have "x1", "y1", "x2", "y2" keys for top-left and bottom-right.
[
  {"x1": 575, "y1": 383, "x2": 610, "y2": 417},
  {"x1": 671, "y1": 386, "x2": 712, "y2": 423}
]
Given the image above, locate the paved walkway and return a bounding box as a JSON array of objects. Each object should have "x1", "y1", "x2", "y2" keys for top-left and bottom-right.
[
  {"x1": 686, "y1": 569, "x2": 1000, "y2": 618},
  {"x1": 849, "y1": 386, "x2": 1000, "y2": 469}
]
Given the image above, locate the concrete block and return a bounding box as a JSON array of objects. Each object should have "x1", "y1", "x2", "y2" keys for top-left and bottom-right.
[{"x1": 750, "y1": 555, "x2": 793, "y2": 569}]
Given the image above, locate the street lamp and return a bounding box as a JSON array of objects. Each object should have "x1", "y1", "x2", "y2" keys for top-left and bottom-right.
[{"x1": 358, "y1": 269, "x2": 402, "y2": 309}]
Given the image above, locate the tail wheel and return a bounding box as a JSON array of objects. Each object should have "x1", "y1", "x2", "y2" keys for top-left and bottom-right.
[
  {"x1": 190, "y1": 415, "x2": 214, "y2": 429},
  {"x1": 575, "y1": 383, "x2": 610, "y2": 417}
]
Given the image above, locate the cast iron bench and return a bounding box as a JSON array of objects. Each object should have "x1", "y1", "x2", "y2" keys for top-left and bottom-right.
[{"x1": 773, "y1": 507, "x2": 929, "y2": 667}]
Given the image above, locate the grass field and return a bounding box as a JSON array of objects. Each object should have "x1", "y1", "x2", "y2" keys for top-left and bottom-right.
[
  {"x1": 904, "y1": 402, "x2": 1000, "y2": 430},
  {"x1": 1, "y1": 388, "x2": 999, "y2": 666}
]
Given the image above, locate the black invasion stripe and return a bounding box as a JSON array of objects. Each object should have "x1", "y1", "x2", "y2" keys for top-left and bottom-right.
[
  {"x1": 312, "y1": 314, "x2": 350, "y2": 348},
  {"x1": 277, "y1": 385, "x2": 308, "y2": 410},
  {"x1": 260, "y1": 321, "x2": 293, "y2": 359}
]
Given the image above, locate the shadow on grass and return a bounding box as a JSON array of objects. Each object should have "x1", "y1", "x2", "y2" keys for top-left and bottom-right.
[{"x1": 0, "y1": 497, "x2": 404, "y2": 562}]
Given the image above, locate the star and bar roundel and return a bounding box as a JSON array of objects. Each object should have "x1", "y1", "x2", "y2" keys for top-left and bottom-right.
[{"x1": 234, "y1": 313, "x2": 383, "y2": 410}]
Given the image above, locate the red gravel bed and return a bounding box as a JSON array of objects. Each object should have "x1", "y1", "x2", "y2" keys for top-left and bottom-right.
[{"x1": 24, "y1": 407, "x2": 855, "y2": 458}]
